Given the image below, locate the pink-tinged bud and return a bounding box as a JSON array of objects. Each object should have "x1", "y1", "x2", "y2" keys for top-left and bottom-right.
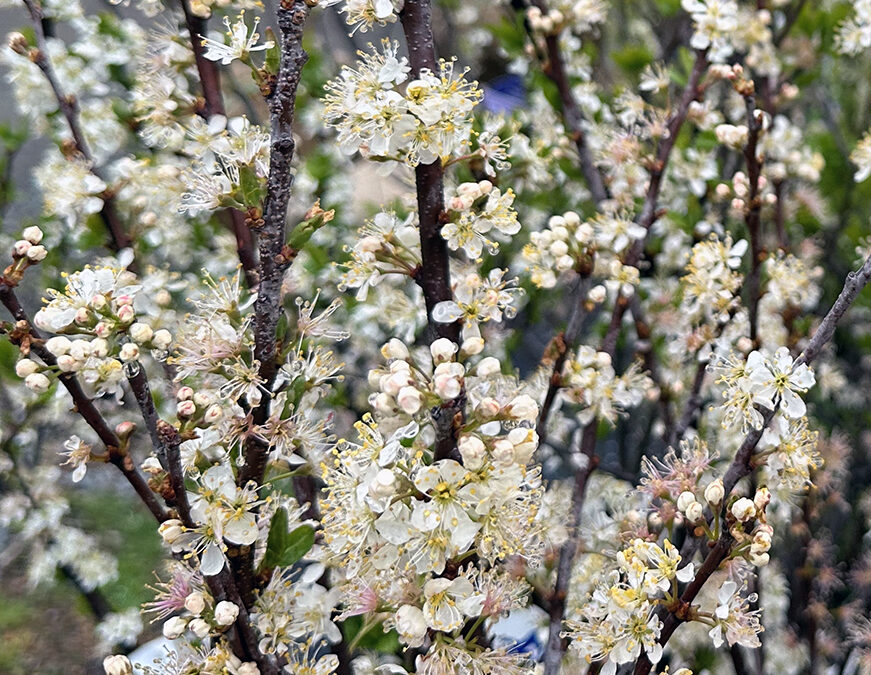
[
  {"x1": 26, "y1": 245, "x2": 47, "y2": 262},
  {"x1": 753, "y1": 487, "x2": 771, "y2": 511},
  {"x1": 12, "y1": 240, "x2": 31, "y2": 257},
  {"x1": 94, "y1": 322, "x2": 112, "y2": 339},
  {"x1": 193, "y1": 391, "x2": 215, "y2": 407},
  {"x1": 115, "y1": 421, "x2": 136, "y2": 440},
  {"x1": 177, "y1": 400, "x2": 196, "y2": 419},
  {"x1": 75, "y1": 307, "x2": 92, "y2": 325},
  {"x1": 25, "y1": 372, "x2": 51, "y2": 393},
  {"x1": 177, "y1": 386, "x2": 194, "y2": 401},
  {"x1": 476, "y1": 396, "x2": 500, "y2": 418},
  {"x1": 115, "y1": 294, "x2": 134, "y2": 306},
  {"x1": 22, "y1": 226, "x2": 43, "y2": 244},
  {"x1": 117, "y1": 304, "x2": 135, "y2": 324},
  {"x1": 397, "y1": 386, "x2": 423, "y2": 415},
  {"x1": 204, "y1": 404, "x2": 223, "y2": 424}
]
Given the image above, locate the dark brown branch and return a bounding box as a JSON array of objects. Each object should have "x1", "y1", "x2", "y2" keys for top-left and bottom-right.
[
  {"x1": 742, "y1": 94, "x2": 765, "y2": 344},
  {"x1": 527, "y1": 0, "x2": 609, "y2": 204},
  {"x1": 542, "y1": 422, "x2": 598, "y2": 675},
  {"x1": 400, "y1": 0, "x2": 464, "y2": 463},
  {"x1": 0, "y1": 283, "x2": 168, "y2": 523},
  {"x1": 240, "y1": 0, "x2": 311, "y2": 488},
  {"x1": 179, "y1": 0, "x2": 259, "y2": 288},
  {"x1": 21, "y1": 0, "x2": 135, "y2": 266}
]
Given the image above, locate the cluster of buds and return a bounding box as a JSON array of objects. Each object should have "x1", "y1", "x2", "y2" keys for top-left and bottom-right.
[
  {"x1": 161, "y1": 591, "x2": 241, "y2": 641},
  {"x1": 175, "y1": 386, "x2": 223, "y2": 427},
  {"x1": 526, "y1": 0, "x2": 607, "y2": 35},
  {"x1": 728, "y1": 487, "x2": 772, "y2": 566},
  {"x1": 5, "y1": 226, "x2": 47, "y2": 284},
  {"x1": 721, "y1": 170, "x2": 777, "y2": 216},
  {"x1": 675, "y1": 478, "x2": 724, "y2": 526},
  {"x1": 523, "y1": 211, "x2": 595, "y2": 288}
]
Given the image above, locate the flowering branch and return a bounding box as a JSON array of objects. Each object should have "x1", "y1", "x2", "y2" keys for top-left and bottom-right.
[
  {"x1": 20, "y1": 0, "x2": 135, "y2": 266},
  {"x1": 0, "y1": 282, "x2": 168, "y2": 523},
  {"x1": 631, "y1": 251, "x2": 871, "y2": 675},
  {"x1": 179, "y1": 0, "x2": 259, "y2": 288},
  {"x1": 526, "y1": 0, "x2": 609, "y2": 205},
  {"x1": 241, "y1": 0, "x2": 311, "y2": 487}
]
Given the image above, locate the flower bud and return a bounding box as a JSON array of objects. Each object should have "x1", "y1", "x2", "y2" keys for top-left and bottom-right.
[
  {"x1": 460, "y1": 337, "x2": 484, "y2": 356},
  {"x1": 12, "y1": 240, "x2": 31, "y2": 257},
  {"x1": 188, "y1": 617, "x2": 210, "y2": 638},
  {"x1": 152, "y1": 329, "x2": 172, "y2": 350},
  {"x1": 177, "y1": 386, "x2": 194, "y2": 401},
  {"x1": 94, "y1": 322, "x2": 112, "y2": 339},
  {"x1": 7, "y1": 32, "x2": 29, "y2": 55},
  {"x1": 74, "y1": 307, "x2": 92, "y2": 325},
  {"x1": 476, "y1": 396, "x2": 500, "y2": 418},
  {"x1": 588, "y1": 285, "x2": 607, "y2": 304},
  {"x1": 476, "y1": 357, "x2": 501, "y2": 377},
  {"x1": 753, "y1": 487, "x2": 770, "y2": 511},
  {"x1": 115, "y1": 421, "x2": 136, "y2": 440},
  {"x1": 26, "y1": 245, "x2": 47, "y2": 262},
  {"x1": 397, "y1": 386, "x2": 423, "y2": 415},
  {"x1": 177, "y1": 400, "x2": 197, "y2": 419},
  {"x1": 507, "y1": 427, "x2": 538, "y2": 464},
  {"x1": 508, "y1": 394, "x2": 538, "y2": 421},
  {"x1": 184, "y1": 591, "x2": 206, "y2": 615},
  {"x1": 237, "y1": 664, "x2": 259, "y2": 675},
  {"x1": 430, "y1": 338, "x2": 457, "y2": 364},
  {"x1": 22, "y1": 226, "x2": 43, "y2": 244},
  {"x1": 69, "y1": 340, "x2": 91, "y2": 361},
  {"x1": 119, "y1": 343, "x2": 140, "y2": 362},
  {"x1": 381, "y1": 338, "x2": 409, "y2": 360},
  {"x1": 162, "y1": 616, "x2": 188, "y2": 639},
  {"x1": 395, "y1": 605, "x2": 427, "y2": 645},
  {"x1": 731, "y1": 497, "x2": 756, "y2": 522},
  {"x1": 45, "y1": 336, "x2": 72, "y2": 356},
  {"x1": 491, "y1": 438, "x2": 515, "y2": 467},
  {"x1": 25, "y1": 372, "x2": 51, "y2": 393},
  {"x1": 204, "y1": 404, "x2": 223, "y2": 425},
  {"x1": 15, "y1": 358, "x2": 39, "y2": 378},
  {"x1": 102, "y1": 655, "x2": 133, "y2": 675},
  {"x1": 56, "y1": 355, "x2": 79, "y2": 372},
  {"x1": 704, "y1": 479, "x2": 724, "y2": 506},
  {"x1": 685, "y1": 501, "x2": 704, "y2": 523},
  {"x1": 458, "y1": 435, "x2": 486, "y2": 470},
  {"x1": 117, "y1": 304, "x2": 135, "y2": 324},
  {"x1": 159, "y1": 518, "x2": 184, "y2": 545},
  {"x1": 90, "y1": 338, "x2": 109, "y2": 358},
  {"x1": 129, "y1": 322, "x2": 153, "y2": 343},
  {"x1": 141, "y1": 456, "x2": 163, "y2": 474},
  {"x1": 373, "y1": 392, "x2": 394, "y2": 413},
  {"x1": 214, "y1": 600, "x2": 239, "y2": 626},
  {"x1": 369, "y1": 468, "x2": 397, "y2": 498},
  {"x1": 677, "y1": 491, "x2": 696, "y2": 512},
  {"x1": 193, "y1": 391, "x2": 216, "y2": 407}
]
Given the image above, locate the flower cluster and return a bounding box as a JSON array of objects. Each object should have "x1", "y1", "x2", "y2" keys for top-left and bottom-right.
[
  {"x1": 680, "y1": 234, "x2": 746, "y2": 324},
  {"x1": 441, "y1": 180, "x2": 521, "y2": 259},
  {"x1": 322, "y1": 39, "x2": 482, "y2": 166}
]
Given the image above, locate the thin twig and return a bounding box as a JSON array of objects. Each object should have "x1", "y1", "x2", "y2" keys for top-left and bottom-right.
[{"x1": 21, "y1": 0, "x2": 136, "y2": 268}]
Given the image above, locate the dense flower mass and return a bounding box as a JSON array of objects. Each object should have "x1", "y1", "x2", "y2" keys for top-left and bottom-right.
[{"x1": 2, "y1": 1, "x2": 871, "y2": 675}]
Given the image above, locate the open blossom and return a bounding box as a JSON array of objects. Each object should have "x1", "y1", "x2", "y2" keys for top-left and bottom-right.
[
  {"x1": 200, "y1": 13, "x2": 274, "y2": 65},
  {"x1": 681, "y1": 0, "x2": 739, "y2": 59},
  {"x1": 60, "y1": 435, "x2": 92, "y2": 482},
  {"x1": 441, "y1": 181, "x2": 521, "y2": 258},
  {"x1": 746, "y1": 347, "x2": 815, "y2": 418},
  {"x1": 323, "y1": 0, "x2": 405, "y2": 33}
]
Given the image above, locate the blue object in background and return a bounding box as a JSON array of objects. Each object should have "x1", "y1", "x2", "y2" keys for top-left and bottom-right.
[{"x1": 482, "y1": 74, "x2": 526, "y2": 114}]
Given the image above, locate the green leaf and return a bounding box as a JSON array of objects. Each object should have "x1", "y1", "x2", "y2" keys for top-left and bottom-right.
[
  {"x1": 238, "y1": 165, "x2": 265, "y2": 208},
  {"x1": 260, "y1": 509, "x2": 315, "y2": 570}
]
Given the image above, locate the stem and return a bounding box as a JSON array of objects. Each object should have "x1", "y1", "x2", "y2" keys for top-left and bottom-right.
[{"x1": 21, "y1": 0, "x2": 136, "y2": 268}]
